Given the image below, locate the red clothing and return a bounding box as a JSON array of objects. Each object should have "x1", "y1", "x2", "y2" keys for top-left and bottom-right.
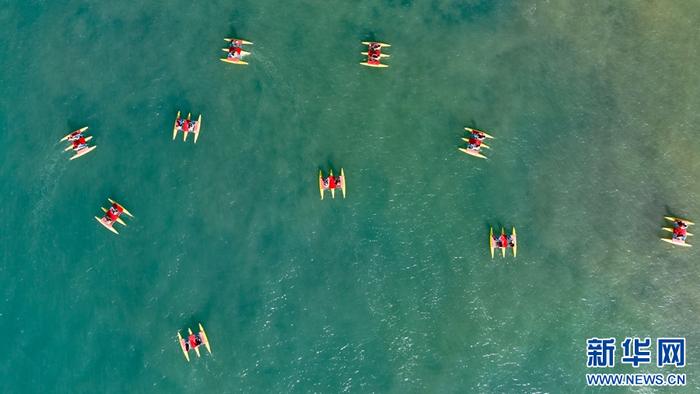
[
  {"x1": 674, "y1": 227, "x2": 686, "y2": 237},
  {"x1": 112, "y1": 203, "x2": 123, "y2": 212},
  {"x1": 229, "y1": 46, "x2": 241, "y2": 55},
  {"x1": 328, "y1": 176, "x2": 336, "y2": 189},
  {"x1": 188, "y1": 334, "x2": 198, "y2": 348},
  {"x1": 107, "y1": 211, "x2": 118, "y2": 221},
  {"x1": 183, "y1": 120, "x2": 191, "y2": 132},
  {"x1": 499, "y1": 235, "x2": 508, "y2": 246},
  {"x1": 368, "y1": 48, "x2": 381, "y2": 64},
  {"x1": 73, "y1": 137, "x2": 87, "y2": 148},
  {"x1": 468, "y1": 138, "x2": 481, "y2": 147}
]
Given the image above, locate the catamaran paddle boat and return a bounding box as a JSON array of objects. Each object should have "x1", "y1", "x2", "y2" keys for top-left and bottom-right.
[
  {"x1": 661, "y1": 216, "x2": 693, "y2": 247},
  {"x1": 177, "y1": 323, "x2": 211, "y2": 362},
  {"x1": 489, "y1": 226, "x2": 517, "y2": 258},
  {"x1": 95, "y1": 198, "x2": 133, "y2": 235},
  {"x1": 460, "y1": 127, "x2": 494, "y2": 160},
  {"x1": 361, "y1": 41, "x2": 390, "y2": 68},
  {"x1": 61, "y1": 126, "x2": 96, "y2": 160},
  {"x1": 319, "y1": 168, "x2": 346, "y2": 200},
  {"x1": 172, "y1": 111, "x2": 202, "y2": 143},
  {"x1": 221, "y1": 38, "x2": 253, "y2": 65}
]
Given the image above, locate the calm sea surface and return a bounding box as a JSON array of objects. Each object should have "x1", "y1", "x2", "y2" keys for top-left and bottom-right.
[{"x1": 1, "y1": 1, "x2": 699, "y2": 392}]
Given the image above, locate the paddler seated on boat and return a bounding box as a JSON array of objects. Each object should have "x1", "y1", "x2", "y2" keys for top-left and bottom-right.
[
  {"x1": 369, "y1": 43, "x2": 382, "y2": 52},
  {"x1": 228, "y1": 44, "x2": 242, "y2": 59},
  {"x1": 180, "y1": 118, "x2": 191, "y2": 132},
  {"x1": 68, "y1": 131, "x2": 83, "y2": 142},
  {"x1": 673, "y1": 220, "x2": 688, "y2": 241},
  {"x1": 326, "y1": 175, "x2": 337, "y2": 190},
  {"x1": 493, "y1": 233, "x2": 508, "y2": 248},
  {"x1": 72, "y1": 137, "x2": 88, "y2": 151},
  {"x1": 109, "y1": 204, "x2": 123, "y2": 217},
  {"x1": 335, "y1": 175, "x2": 343, "y2": 188},
  {"x1": 104, "y1": 209, "x2": 119, "y2": 224},
  {"x1": 184, "y1": 332, "x2": 203, "y2": 351},
  {"x1": 471, "y1": 130, "x2": 486, "y2": 140},
  {"x1": 507, "y1": 235, "x2": 516, "y2": 248},
  {"x1": 368, "y1": 52, "x2": 381, "y2": 64},
  {"x1": 466, "y1": 137, "x2": 482, "y2": 151}
]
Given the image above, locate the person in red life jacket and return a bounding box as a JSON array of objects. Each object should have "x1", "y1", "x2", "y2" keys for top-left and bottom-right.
[
  {"x1": 68, "y1": 131, "x2": 83, "y2": 142},
  {"x1": 105, "y1": 209, "x2": 119, "y2": 224},
  {"x1": 368, "y1": 51, "x2": 381, "y2": 64},
  {"x1": 327, "y1": 175, "x2": 337, "y2": 190},
  {"x1": 471, "y1": 130, "x2": 486, "y2": 140},
  {"x1": 184, "y1": 333, "x2": 203, "y2": 351},
  {"x1": 467, "y1": 137, "x2": 482, "y2": 151},
  {"x1": 109, "y1": 203, "x2": 123, "y2": 216},
  {"x1": 72, "y1": 136, "x2": 88, "y2": 151},
  {"x1": 228, "y1": 41, "x2": 243, "y2": 60},
  {"x1": 673, "y1": 220, "x2": 688, "y2": 241},
  {"x1": 182, "y1": 118, "x2": 191, "y2": 133},
  {"x1": 499, "y1": 233, "x2": 508, "y2": 249},
  {"x1": 335, "y1": 175, "x2": 343, "y2": 189}
]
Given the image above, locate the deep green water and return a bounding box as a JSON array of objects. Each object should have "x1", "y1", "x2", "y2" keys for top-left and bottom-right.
[{"x1": 1, "y1": 1, "x2": 700, "y2": 392}]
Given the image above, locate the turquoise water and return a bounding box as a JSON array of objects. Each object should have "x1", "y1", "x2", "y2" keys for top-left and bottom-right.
[{"x1": 1, "y1": 1, "x2": 700, "y2": 392}]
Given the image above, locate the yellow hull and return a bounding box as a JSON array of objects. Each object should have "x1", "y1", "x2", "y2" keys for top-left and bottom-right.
[
  {"x1": 177, "y1": 331, "x2": 190, "y2": 362},
  {"x1": 661, "y1": 238, "x2": 692, "y2": 247},
  {"x1": 69, "y1": 145, "x2": 96, "y2": 160},
  {"x1": 340, "y1": 168, "x2": 346, "y2": 199},
  {"x1": 360, "y1": 62, "x2": 388, "y2": 68},
  {"x1": 458, "y1": 147, "x2": 486, "y2": 159},
  {"x1": 220, "y1": 58, "x2": 249, "y2": 65},
  {"x1": 512, "y1": 227, "x2": 517, "y2": 258},
  {"x1": 194, "y1": 114, "x2": 202, "y2": 143},
  {"x1": 224, "y1": 38, "x2": 253, "y2": 45},
  {"x1": 464, "y1": 127, "x2": 494, "y2": 139},
  {"x1": 489, "y1": 227, "x2": 494, "y2": 259},
  {"x1": 95, "y1": 216, "x2": 118, "y2": 234},
  {"x1": 664, "y1": 216, "x2": 695, "y2": 225},
  {"x1": 319, "y1": 170, "x2": 324, "y2": 200},
  {"x1": 172, "y1": 110, "x2": 180, "y2": 140},
  {"x1": 60, "y1": 126, "x2": 88, "y2": 142},
  {"x1": 362, "y1": 41, "x2": 391, "y2": 47},
  {"x1": 199, "y1": 323, "x2": 211, "y2": 354}
]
